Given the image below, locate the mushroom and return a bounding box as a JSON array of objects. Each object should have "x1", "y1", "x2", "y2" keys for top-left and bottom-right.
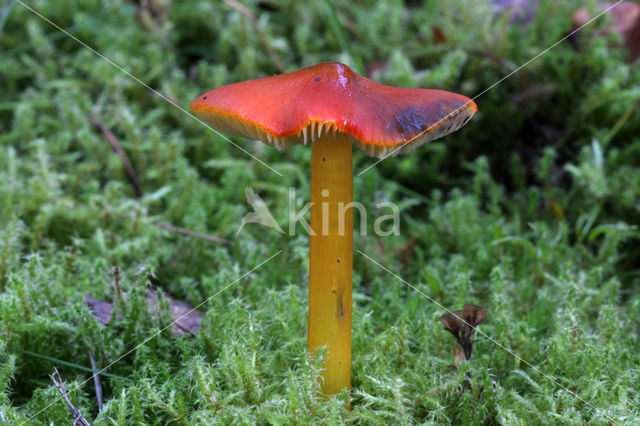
[{"x1": 190, "y1": 62, "x2": 477, "y2": 396}]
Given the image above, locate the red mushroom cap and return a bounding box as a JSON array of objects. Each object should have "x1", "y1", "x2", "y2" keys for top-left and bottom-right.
[{"x1": 191, "y1": 62, "x2": 477, "y2": 158}]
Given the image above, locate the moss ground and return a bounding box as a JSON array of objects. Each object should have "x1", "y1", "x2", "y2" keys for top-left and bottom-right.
[{"x1": 1, "y1": 0, "x2": 639, "y2": 424}]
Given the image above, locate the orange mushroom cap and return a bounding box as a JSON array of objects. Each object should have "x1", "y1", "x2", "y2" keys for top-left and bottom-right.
[{"x1": 190, "y1": 62, "x2": 477, "y2": 158}]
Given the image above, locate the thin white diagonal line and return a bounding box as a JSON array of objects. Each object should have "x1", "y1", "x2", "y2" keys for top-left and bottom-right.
[
  {"x1": 357, "y1": 0, "x2": 625, "y2": 177},
  {"x1": 21, "y1": 250, "x2": 283, "y2": 425},
  {"x1": 14, "y1": 0, "x2": 282, "y2": 177},
  {"x1": 357, "y1": 250, "x2": 622, "y2": 424}
]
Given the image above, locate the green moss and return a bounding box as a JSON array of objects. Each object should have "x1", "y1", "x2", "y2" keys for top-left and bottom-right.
[{"x1": 0, "y1": 0, "x2": 639, "y2": 424}]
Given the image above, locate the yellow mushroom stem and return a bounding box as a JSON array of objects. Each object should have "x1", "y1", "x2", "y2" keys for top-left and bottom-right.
[{"x1": 308, "y1": 133, "x2": 353, "y2": 396}]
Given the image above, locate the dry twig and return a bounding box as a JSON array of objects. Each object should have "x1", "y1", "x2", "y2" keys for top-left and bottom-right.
[
  {"x1": 156, "y1": 221, "x2": 232, "y2": 245},
  {"x1": 88, "y1": 351, "x2": 103, "y2": 411},
  {"x1": 50, "y1": 367, "x2": 92, "y2": 426},
  {"x1": 89, "y1": 114, "x2": 143, "y2": 198},
  {"x1": 0, "y1": 0, "x2": 17, "y2": 48},
  {"x1": 222, "y1": 0, "x2": 286, "y2": 73}
]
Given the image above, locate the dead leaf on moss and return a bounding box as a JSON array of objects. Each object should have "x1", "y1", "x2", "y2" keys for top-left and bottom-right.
[
  {"x1": 431, "y1": 26, "x2": 447, "y2": 44},
  {"x1": 85, "y1": 290, "x2": 203, "y2": 336},
  {"x1": 439, "y1": 303, "x2": 488, "y2": 361},
  {"x1": 146, "y1": 289, "x2": 204, "y2": 336},
  {"x1": 573, "y1": 1, "x2": 640, "y2": 62},
  {"x1": 85, "y1": 295, "x2": 115, "y2": 325}
]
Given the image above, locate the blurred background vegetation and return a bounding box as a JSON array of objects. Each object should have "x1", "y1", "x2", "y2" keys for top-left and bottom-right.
[{"x1": 0, "y1": 0, "x2": 639, "y2": 423}]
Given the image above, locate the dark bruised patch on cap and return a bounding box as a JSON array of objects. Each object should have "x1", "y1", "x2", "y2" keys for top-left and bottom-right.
[
  {"x1": 390, "y1": 108, "x2": 424, "y2": 138},
  {"x1": 389, "y1": 107, "x2": 440, "y2": 139},
  {"x1": 388, "y1": 101, "x2": 465, "y2": 140}
]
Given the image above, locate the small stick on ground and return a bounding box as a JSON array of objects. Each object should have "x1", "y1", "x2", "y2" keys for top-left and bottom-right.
[
  {"x1": 89, "y1": 114, "x2": 143, "y2": 198},
  {"x1": 156, "y1": 222, "x2": 232, "y2": 245},
  {"x1": 0, "y1": 0, "x2": 17, "y2": 48},
  {"x1": 50, "y1": 367, "x2": 92, "y2": 426},
  {"x1": 112, "y1": 266, "x2": 123, "y2": 303},
  {"x1": 88, "y1": 351, "x2": 103, "y2": 411},
  {"x1": 222, "y1": 0, "x2": 286, "y2": 73}
]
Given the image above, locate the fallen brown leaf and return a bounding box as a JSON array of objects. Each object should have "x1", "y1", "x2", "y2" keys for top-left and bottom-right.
[
  {"x1": 85, "y1": 289, "x2": 203, "y2": 337},
  {"x1": 431, "y1": 26, "x2": 447, "y2": 44},
  {"x1": 147, "y1": 289, "x2": 203, "y2": 336},
  {"x1": 439, "y1": 303, "x2": 488, "y2": 360},
  {"x1": 85, "y1": 295, "x2": 115, "y2": 325},
  {"x1": 573, "y1": 2, "x2": 640, "y2": 62}
]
